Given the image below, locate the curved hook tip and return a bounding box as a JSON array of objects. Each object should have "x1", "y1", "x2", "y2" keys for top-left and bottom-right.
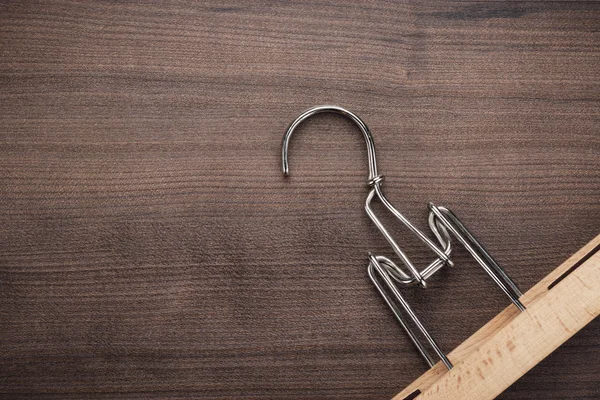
[
  {"x1": 282, "y1": 154, "x2": 290, "y2": 176},
  {"x1": 280, "y1": 105, "x2": 380, "y2": 183}
]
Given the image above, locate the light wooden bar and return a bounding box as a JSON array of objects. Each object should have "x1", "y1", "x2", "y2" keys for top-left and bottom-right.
[{"x1": 394, "y1": 233, "x2": 600, "y2": 400}]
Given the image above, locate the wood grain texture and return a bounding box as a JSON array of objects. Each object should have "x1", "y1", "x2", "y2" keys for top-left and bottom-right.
[
  {"x1": 417, "y1": 247, "x2": 600, "y2": 399},
  {"x1": 0, "y1": 1, "x2": 598, "y2": 399},
  {"x1": 395, "y1": 234, "x2": 600, "y2": 400}
]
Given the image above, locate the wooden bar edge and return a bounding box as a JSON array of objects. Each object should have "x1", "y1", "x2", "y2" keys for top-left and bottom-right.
[{"x1": 393, "y1": 233, "x2": 600, "y2": 400}]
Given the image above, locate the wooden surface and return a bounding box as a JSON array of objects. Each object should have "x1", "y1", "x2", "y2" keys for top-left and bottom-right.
[
  {"x1": 395, "y1": 234, "x2": 600, "y2": 400},
  {"x1": 0, "y1": 1, "x2": 599, "y2": 399}
]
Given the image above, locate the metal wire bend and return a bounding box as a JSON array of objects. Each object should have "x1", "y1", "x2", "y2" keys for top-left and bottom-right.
[
  {"x1": 282, "y1": 105, "x2": 379, "y2": 183},
  {"x1": 281, "y1": 105, "x2": 525, "y2": 370},
  {"x1": 282, "y1": 105, "x2": 451, "y2": 288}
]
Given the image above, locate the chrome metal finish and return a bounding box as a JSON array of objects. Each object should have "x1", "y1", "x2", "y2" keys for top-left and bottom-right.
[
  {"x1": 368, "y1": 254, "x2": 453, "y2": 369},
  {"x1": 428, "y1": 203, "x2": 525, "y2": 311},
  {"x1": 282, "y1": 105, "x2": 379, "y2": 182},
  {"x1": 281, "y1": 105, "x2": 525, "y2": 370},
  {"x1": 282, "y1": 105, "x2": 451, "y2": 288}
]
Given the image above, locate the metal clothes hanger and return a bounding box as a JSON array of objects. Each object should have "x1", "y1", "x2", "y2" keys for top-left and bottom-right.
[{"x1": 281, "y1": 105, "x2": 525, "y2": 370}]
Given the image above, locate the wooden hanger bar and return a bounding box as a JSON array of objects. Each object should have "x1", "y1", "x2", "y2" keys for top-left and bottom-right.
[{"x1": 394, "y1": 233, "x2": 600, "y2": 400}]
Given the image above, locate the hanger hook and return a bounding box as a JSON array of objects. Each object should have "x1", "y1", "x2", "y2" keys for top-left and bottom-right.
[{"x1": 281, "y1": 105, "x2": 382, "y2": 185}]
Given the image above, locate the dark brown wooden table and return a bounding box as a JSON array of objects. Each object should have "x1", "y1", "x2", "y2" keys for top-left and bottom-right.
[{"x1": 1, "y1": 1, "x2": 599, "y2": 399}]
